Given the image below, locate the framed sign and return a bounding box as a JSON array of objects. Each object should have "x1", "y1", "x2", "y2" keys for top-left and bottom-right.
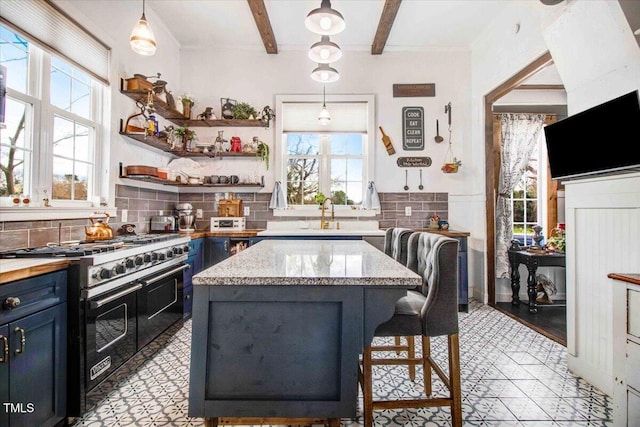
[
  {"x1": 393, "y1": 84, "x2": 436, "y2": 97},
  {"x1": 402, "y1": 106, "x2": 424, "y2": 151},
  {"x1": 396, "y1": 157, "x2": 432, "y2": 167}
]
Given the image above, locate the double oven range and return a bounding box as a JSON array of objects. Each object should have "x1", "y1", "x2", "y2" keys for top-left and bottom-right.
[{"x1": 1, "y1": 234, "x2": 190, "y2": 418}]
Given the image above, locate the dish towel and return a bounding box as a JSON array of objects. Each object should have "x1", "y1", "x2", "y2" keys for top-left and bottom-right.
[
  {"x1": 362, "y1": 181, "x2": 381, "y2": 210},
  {"x1": 269, "y1": 181, "x2": 287, "y2": 209}
]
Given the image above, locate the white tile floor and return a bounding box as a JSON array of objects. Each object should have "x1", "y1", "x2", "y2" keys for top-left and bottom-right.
[{"x1": 70, "y1": 300, "x2": 612, "y2": 426}]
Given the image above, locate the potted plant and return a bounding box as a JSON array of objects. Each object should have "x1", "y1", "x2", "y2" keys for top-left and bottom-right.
[
  {"x1": 256, "y1": 140, "x2": 270, "y2": 170},
  {"x1": 178, "y1": 93, "x2": 195, "y2": 118},
  {"x1": 231, "y1": 102, "x2": 258, "y2": 120},
  {"x1": 172, "y1": 126, "x2": 197, "y2": 152},
  {"x1": 441, "y1": 158, "x2": 462, "y2": 173}
]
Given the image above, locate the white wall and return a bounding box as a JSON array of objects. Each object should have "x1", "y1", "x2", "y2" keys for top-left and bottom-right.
[
  {"x1": 55, "y1": 0, "x2": 183, "y2": 204},
  {"x1": 468, "y1": 1, "x2": 549, "y2": 303},
  {"x1": 178, "y1": 48, "x2": 474, "y2": 196}
]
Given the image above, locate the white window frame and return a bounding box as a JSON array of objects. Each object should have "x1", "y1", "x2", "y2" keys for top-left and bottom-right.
[
  {"x1": 510, "y1": 131, "x2": 549, "y2": 244},
  {"x1": 274, "y1": 94, "x2": 376, "y2": 218},
  {"x1": 0, "y1": 27, "x2": 111, "y2": 221}
]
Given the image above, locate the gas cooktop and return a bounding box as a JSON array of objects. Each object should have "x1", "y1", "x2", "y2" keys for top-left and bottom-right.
[{"x1": 0, "y1": 234, "x2": 184, "y2": 258}]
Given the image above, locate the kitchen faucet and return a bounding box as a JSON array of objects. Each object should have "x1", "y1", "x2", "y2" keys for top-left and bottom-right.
[{"x1": 320, "y1": 197, "x2": 334, "y2": 230}]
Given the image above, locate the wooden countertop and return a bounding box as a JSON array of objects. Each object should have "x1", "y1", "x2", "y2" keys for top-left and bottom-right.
[
  {"x1": 608, "y1": 273, "x2": 640, "y2": 286},
  {"x1": 181, "y1": 230, "x2": 263, "y2": 239},
  {"x1": 0, "y1": 259, "x2": 70, "y2": 285},
  {"x1": 413, "y1": 228, "x2": 471, "y2": 238}
]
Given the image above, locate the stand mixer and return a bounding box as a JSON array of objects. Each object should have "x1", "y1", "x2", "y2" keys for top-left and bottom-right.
[{"x1": 176, "y1": 203, "x2": 195, "y2": 233}]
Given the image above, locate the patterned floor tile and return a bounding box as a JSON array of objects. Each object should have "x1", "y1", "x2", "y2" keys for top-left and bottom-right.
[{"x1": 70, "y1": 300, "x2": 613, "y2": 427}]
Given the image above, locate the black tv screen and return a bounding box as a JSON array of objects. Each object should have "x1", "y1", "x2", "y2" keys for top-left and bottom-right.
[{"x1": 544, "y1": 90, "x2": 640, "y2": 180}]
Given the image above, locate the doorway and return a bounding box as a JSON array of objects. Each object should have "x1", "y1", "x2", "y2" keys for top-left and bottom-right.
[{"x1": 483, "y1": 52, "x2": 568, "y2": 345}]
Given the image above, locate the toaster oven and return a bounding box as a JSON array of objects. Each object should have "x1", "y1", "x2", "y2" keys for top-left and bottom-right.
[
  {"x1": 210, "y1": 217, "x2": 245, "y2": 231},
  {"x1": 150, "y1": 215, "x2": 177, "y2": 232}
]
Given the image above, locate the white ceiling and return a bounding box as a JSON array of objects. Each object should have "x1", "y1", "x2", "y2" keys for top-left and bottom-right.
[{"x1": 146, "y1": 0, "x2": 548, "y2": 52}]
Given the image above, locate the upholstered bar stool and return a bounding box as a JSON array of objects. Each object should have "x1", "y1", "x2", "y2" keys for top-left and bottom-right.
[
  {"x1": 381, "y1": 227, "x2": 422, "y2": 380},
  {"x1": 360, "y1": 232, "x2": 462, "y2": 427}
]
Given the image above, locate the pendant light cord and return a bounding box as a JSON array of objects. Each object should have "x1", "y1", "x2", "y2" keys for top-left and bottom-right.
[
  {"x1": 323, "y1": 85, "x2": 326, "y2": 107},
  {"x1": 141, "y1": 0, "x2": 147, "y2": 20}
]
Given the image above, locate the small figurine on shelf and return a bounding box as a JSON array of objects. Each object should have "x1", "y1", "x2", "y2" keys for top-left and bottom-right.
[
  {"x1": 197, "y1": 107, "x2": 216, "y2": 121},
  {"x1": 230, "y1": 136, "x2": 242, "y2": 153},
  {"x1": 146, "y1": 114, "x2": 159, "y2": 137}
]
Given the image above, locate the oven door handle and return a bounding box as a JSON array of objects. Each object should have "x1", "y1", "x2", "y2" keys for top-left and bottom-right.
[
  {"x1": 140, "y1": 264, "x2": 189, "y2": 286},
  {"x1": 90, "y1": 283, "x2": 143, "y2": 309}
]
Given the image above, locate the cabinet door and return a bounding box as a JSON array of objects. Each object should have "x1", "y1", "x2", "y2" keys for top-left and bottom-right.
[
  {"x1": 9, "y1": 303, "x2": 66, "y2": 427},
  {"x1": 191, "y1": 238, "x2": 204, "y2": 274},
  {"x1": 0, "y1": 324, "x2": 8, "y2": 427},
  {"x1": 205, "y1": 237, "x2": 230, "y2": 268}
]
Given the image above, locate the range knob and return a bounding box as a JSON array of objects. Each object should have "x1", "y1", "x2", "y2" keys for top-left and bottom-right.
[
  {"x1": 114, "y1": 263, "x2": 126, "y2": 275},
  {"x1": 144, "y1": 253, "x2": 152, "y2": 263},
  {"x1": 183, "y1": 245, "x2": 190, "y2": 253},
  {"x1": 98, "y1": 268, "x2": 112, "y2": 280},
  {"x1": 157, "y1": 252, "x2": 166, "y2": 261},
  {"x1": 173, "y1": 246, "x2": 183, "y2": 255},
  {"x1": 166, "y1": 250, "x2": 174, "y2": 258},
  {"x1": 125, "y1": 258, "x2": 136, "y2": 268},
  {"x1": 135, "y1": 255, "x2": 144, "y2": 266},
  {"x1": 152, "y1": 252, "x2": 160, "y2": 261}
]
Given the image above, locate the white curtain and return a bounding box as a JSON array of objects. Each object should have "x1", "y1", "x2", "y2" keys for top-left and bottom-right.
[{"x1": 495, "y1": 113, "x2": 546, "y2": 278}]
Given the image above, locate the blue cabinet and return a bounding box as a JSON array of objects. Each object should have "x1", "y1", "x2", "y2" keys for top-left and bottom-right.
[
  {"x1": 0, "y1": 270, "x2": 67, "y2": 427},
  {"x1": 184, "y1": 238, "x2": 204, "y2": 320},
  {"x1": 205, "y1": 237, "x2": 230, "y2": 269},
  {"x1": 455, "y1": 237, "x2": 469, "y2": 312}
]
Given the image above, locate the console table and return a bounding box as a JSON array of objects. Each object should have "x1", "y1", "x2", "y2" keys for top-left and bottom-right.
[{"x1": 508, "y1": 248, "x2": 566, "y2": 313}]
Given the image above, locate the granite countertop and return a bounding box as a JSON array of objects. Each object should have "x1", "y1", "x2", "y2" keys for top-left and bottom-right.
[{"x1": 193, "y1": 239, "x2": 422, "y2": 287}]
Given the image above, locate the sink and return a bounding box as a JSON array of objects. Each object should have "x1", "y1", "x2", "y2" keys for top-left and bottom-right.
[{"x1": 258, "y1": 220, "x2": 385, "y2": 236}]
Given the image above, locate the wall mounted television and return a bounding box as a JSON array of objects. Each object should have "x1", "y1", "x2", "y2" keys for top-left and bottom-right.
[{"x1": 544, "y1": 90, "x2": 640, "y2": 180}]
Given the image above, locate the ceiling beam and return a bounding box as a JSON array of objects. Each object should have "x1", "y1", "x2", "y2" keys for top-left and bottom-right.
[
  {"x1": 514, "y1": 84, "x2": 566, "y2": 90},
  {"x1": 247, "y1": 0, "x2": 277, "y2": 54},
  {"x1": 371, "y1": 0, "x2": 402, "y2": 55}
]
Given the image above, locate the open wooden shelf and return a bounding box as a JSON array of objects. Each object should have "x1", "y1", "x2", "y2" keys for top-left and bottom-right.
[
  {"x1": 120, "y1": 79, "x2": 267, "y2": 128},
  {"x1": 119, "y1": 120, "x2": 264, "y2": 159},
  {"x1": 119, "y1": 174, "x2": 264, "y2": 189}
]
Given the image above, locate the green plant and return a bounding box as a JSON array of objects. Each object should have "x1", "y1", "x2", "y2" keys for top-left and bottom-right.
[
  {"x1": 173, "y1": 126, "x2": 196, "y2": 140},
  {"x1": 231, "y1": 102, "x2": 258, "y2": 120},
  {"x1": 314, "y1": 192, "x2": 326, "y2": 204},
  {"x1": 256, "y1": 140, "x2": 270, "y2": 170}
]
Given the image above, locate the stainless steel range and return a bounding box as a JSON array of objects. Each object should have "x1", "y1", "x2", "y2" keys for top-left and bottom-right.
[{"x1": 1, "y1": 234, "x2": 191, "y2": 419}]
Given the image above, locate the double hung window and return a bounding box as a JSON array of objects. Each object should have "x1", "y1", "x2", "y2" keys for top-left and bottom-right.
[
  {"x1": 276, "y1": 94, "x2": 375, "y2": 215},
  {"x1": 1, "y1": 0, "x2": 109, "y2": 211}
]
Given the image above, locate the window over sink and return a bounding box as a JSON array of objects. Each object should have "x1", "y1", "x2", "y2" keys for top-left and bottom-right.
[{"x1": 274, "y1": 94, "x2": 376, "y2": 217}]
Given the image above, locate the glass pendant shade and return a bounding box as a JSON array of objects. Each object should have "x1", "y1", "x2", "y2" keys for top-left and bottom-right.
[
  {"x1": 305, "y1": 0, "x2": 346, "y2": 36},
  {"x1": 308, "y1": 36, "x2": 342, "y2": 64},
  {"x1": 311, "y1": 63, "x2": 339, "y2": 83},
  {"x1": 318, "y1": 106, "x2": 331, "y2": 125},
  {"x1": 318, "y1": 86, "x2": 331, "y2": 125},
  {"x1": 130, "y1": 1, "x2": 156, "y2": 56}
]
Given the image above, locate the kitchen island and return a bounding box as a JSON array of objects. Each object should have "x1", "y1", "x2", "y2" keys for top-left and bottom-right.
[{"x1": 189, "y1": 239, "x2": 421, "y2": 426}]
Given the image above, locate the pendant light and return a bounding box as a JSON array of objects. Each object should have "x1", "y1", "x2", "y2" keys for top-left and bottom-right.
[
  {"x1": 311, "y1": 63, "x2": 339, "y2": 83},
  {"x1": 318, "y1": 85, "x2": 331, "y2": 126},
  {"x1": 308, "y1": 36, "x2": 342, "y2": 64},
  {"x1": 130, "y1": 0, "x2": 157, "y2": 56},
  {"x1": 305, "y1": 0, "x2": 346, "y2": 36}
]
